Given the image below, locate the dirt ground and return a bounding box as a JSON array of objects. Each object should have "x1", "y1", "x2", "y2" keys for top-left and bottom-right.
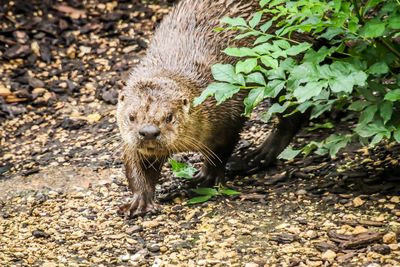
[{"x1": 1, "y1": 1, "x2": 400, "y2": 266}]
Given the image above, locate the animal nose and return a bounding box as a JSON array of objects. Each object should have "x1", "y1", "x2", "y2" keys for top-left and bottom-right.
[{"x1": 139, "y1": 125, "x2": 161, "y2": 140}]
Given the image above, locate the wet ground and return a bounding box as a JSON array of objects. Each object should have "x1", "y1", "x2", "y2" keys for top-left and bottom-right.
[{"x1": 1, "y1": 1, "x2": 400, "y2": 266}]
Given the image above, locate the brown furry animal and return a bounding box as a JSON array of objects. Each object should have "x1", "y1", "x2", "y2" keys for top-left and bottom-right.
[{"x1": 117, "y1": 0, "x2": 306, "y2": 217}]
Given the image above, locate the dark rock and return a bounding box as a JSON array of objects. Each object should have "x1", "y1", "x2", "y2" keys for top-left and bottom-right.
[
  {"x1": 61, "y1": 118, "x2": 86, "y2": 130},
  {"x1": 6, "y1": 105, "x2": 28, "y2": 116},
  {"x1": 13, "y1": 31, "x2": 29, "y2": 44},
  {"x1": 28, "y1": 77, "x2": 45, "y2": 88},
  {"x1": 127, "y1": 246, "x2": 140, "y2": 254},
  {"x1": 371, "y1": 244, "x2": 391, "y2": 255},
  {"x1": 14, "y1": 89, "x2": 32, "y2": 99},
  {"x1": 58, "y1": 19, "x2": 70, "y2": 31},
  {"x1": 270, "y1": 233, "x2": 299, "y2": 244},
  {"x1": 136, "y1": 38, "x2": 148, "y2": 49},
  {"x1": 314, "y1": 241, "x2": 339, "y2": 252},
  {"x1": 39, "y1": 43, "x2": 52, "y2": 62},
  {"x1": 147, "y1": 244, "x2": 160, "y2": 253},
  {"x1": 32, "y1": 229, "x2": 50, "y2": 238},
  {"x1": 4, "y1": 44, "x2": 31, "y2": 59},
  {"x1": 0, "y1": 164, "x2": 13, "y2": 176},
  {"x1": 101, "y1": 89, "x2": 118, "y2": 105},
  {"x1": 171, "y1": 240, "x2": 192, "y2": 251},
  {"x1": 27, "y1": 54, "x2": 38, "y2": 65},
  {"x1": 126, "y1": 225, "x2": 143, "y2": 235},
  {"x1": 22, "y1": 168, "x2": 40, "y2": 176}
]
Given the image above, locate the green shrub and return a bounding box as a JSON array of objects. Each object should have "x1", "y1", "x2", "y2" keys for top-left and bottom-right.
[{"x1": 195, "y1": 0, "x2": 400, "y2": 159}]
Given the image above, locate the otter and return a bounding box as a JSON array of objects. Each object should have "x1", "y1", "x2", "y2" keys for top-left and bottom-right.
[{"x1": 117, "y1": 0, "x2": 307, "y2": 217}]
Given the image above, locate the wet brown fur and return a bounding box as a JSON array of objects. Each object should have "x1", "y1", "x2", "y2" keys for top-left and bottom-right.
[{"x1": 117, "y1": 0, "x2": 284, "y2": 217}]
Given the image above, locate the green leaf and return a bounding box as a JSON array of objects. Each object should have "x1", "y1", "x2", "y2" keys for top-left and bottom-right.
[
  {"x1": 368, "y1": 62, "x2": 389, "y2": 75},
  {"x1": 212, "y1": 83, "x2": 241, "y2": 105},
  {"x1": 211, "y1": 64, "x2": 245, "y2": 85},
  {"x1": 286, "y1": 42, "x2": 312, "y2": 56},
  {"x1": 361, "y1": 20, "x2": 386, "y2": 38},
  {"x1": 307, "y1": 122, "x2": 334, "y2": 132},
  {"x1": 224, "y1": 47, "x2": 258, "y2": 57},
  {"x1": 221, "y1": 16, "x2": 247, "y2": 27},
  {"x1": 303, "y1": 46, "x2": 337, "y2": 64},
  {"x1": 359, "y1": 104, "x2": 378, "y2": 125},
  {"x1": 349, "y1": 100, "x2": 369, "y2": 111},
  {"x1": 192, "y1": 188, "x2": 218, "y2": 196},
  {"x1": 187, "y1": 195, "x2": 212, "y2": 204},
  {"x1": 260, "y1": 56, "x2": 279, "y2": 69},
  {"x1": 193, "y1": 82, "x2": 240, "y2": 106},
  {"x1": 244, "y1": 87, "x2": 267, "y2": 115},
  {"x1": 297, "y1": 102, "x2": 313, "y2": 113},
  {"x1": 370, "y1": 133, "x2": 384, "y2": 147},
  {"x1": 246, "y1": 72, "x2": 266, "y2": 86},
  {"x1": 394, "y1": 128, "x2": 400, "y2": 143},
  {"x1": 236, "y1": 58, "x2": 258, "y2": 74},
  {"x1": 294, "y1": 81, "x2": 326, "y2": 103},
  {"x1": 329, "y1": 70, "x2": 367, "y2": 93},
  {"x1": 384, "y1": 89, "x2": 400, "y2": 102},
  {"x1": 388, "y1": 16, "x2": 400, "y2": 30},
  {"x1": 319, "y1": 27, "x2": 345, "y2": 40},
  {"x1": 278, "y1": 146, "x2": 301, "y2": 160},
  {"x1": 363, "y1": 0, "x2": 385, "y2": 15},
  {"x1": 273, "y1": 40, "x2": 291, "y2": 49},
  {"x1": 169, "y1": 159, "x2": 197, "y2": 179},
  {"x1": 219, "y1": 188, "x2": 241, "y2": 196},
  {"x1": 290, "y1": 62, "x2": 318, "y2": 83},
  {"x1": 234, "y1": 31, "x2": 262, "y2": 40},
  {"x1": 268, "y1": 79, "x2": 285, "y2": 97},
  {"x1": 261, "y1": 102, "x2": 290, "y2": 122},
  {"x1": 249, "y1": 11, "x2": 263, "y2": 28},
  {"x1": 254, "y1": 35, "x2": 273, "y2": 45},
  {"x1": 260, "y1": 0, "x2": 270, "y2": 8},
  {"x1": 380, "y1": 101, "x2": 393, "y2": 124},
  {"x1": 269, "y1": 0, "x2": 286, "y2": 7},
  {"x1": 260, "y1": 21, "x2": 273, "y2": 32},
  {"x1": 356, "y1": 121, "x2": 387, "y2": 137},
  {"x1": 323, "y1": 134, "x2": 351, "y2": 157},
  {"x1": 310, "y1": 101, "x2": 333, "y2": 119}
]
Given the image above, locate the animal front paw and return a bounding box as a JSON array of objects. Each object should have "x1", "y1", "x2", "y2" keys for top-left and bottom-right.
[
  {"x1": 190, "y1": 165, "x2": 226, "y2": 187},
  {"x1": 118, "y1": 193, "x2": 160, "y2": 218},
  {"x1": 227, "y1": 146, "x2": 277, "y2": 175}
]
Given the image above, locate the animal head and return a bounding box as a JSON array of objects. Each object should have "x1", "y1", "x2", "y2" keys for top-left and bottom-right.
[{"x1": 117, "y1": 77, "x2": 192, "y2": 156}]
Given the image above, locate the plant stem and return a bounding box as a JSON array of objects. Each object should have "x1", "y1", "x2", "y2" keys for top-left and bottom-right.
[
  {"x1": 352, "y1": 0, "x2": 363, "y2": 23},
  {"x1": 378, "y1": 38, "x2": 400, "y2": 61}
]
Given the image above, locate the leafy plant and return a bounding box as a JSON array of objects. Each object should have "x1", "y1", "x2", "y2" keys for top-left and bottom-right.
[
  {"x1": 195, "y1": 0, "x2": 400, "y2": 159},
  {"x1": 188, "y1": 186, "x2": 241, "y2": 204},
  {"x1": 169, "y1": 159, "x2": 241, "y2": 204},
  {"x1": 168, "y1": 158, "x2": 197, "y2": 179}
]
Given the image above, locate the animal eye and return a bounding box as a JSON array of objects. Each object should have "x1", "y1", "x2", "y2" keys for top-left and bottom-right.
[
  {"x1": 183, "y1": 99, "x2": 188, "y2": 106},
  {"x1": 129, "y1": 114, "x2": 135, "y2": 122},
  {"x1": 165, "y1": 113, "x2": 174, "y2": 123}
]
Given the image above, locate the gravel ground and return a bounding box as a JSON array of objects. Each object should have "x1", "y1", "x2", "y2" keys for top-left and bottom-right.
[
  {"x1": 1, "y1": 1, "x2": 400, "y2": 266},
  {"x1": 1, "y1": 160, "x2": 400, "y2": 266}
]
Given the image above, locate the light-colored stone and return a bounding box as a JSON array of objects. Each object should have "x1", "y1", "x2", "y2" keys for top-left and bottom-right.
[
  {"x1": 353, "y1": 197, "x2": 365, "y2": 207},
  {"x1": 321, "y1": 250, "x2": 336, "y2": 261},
  {"x1": 390, "y1": 196, "x2": 400, "y2": 203},
  {"x1": 383, "y1": 232, "x2": 397, "y2": 244}
]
